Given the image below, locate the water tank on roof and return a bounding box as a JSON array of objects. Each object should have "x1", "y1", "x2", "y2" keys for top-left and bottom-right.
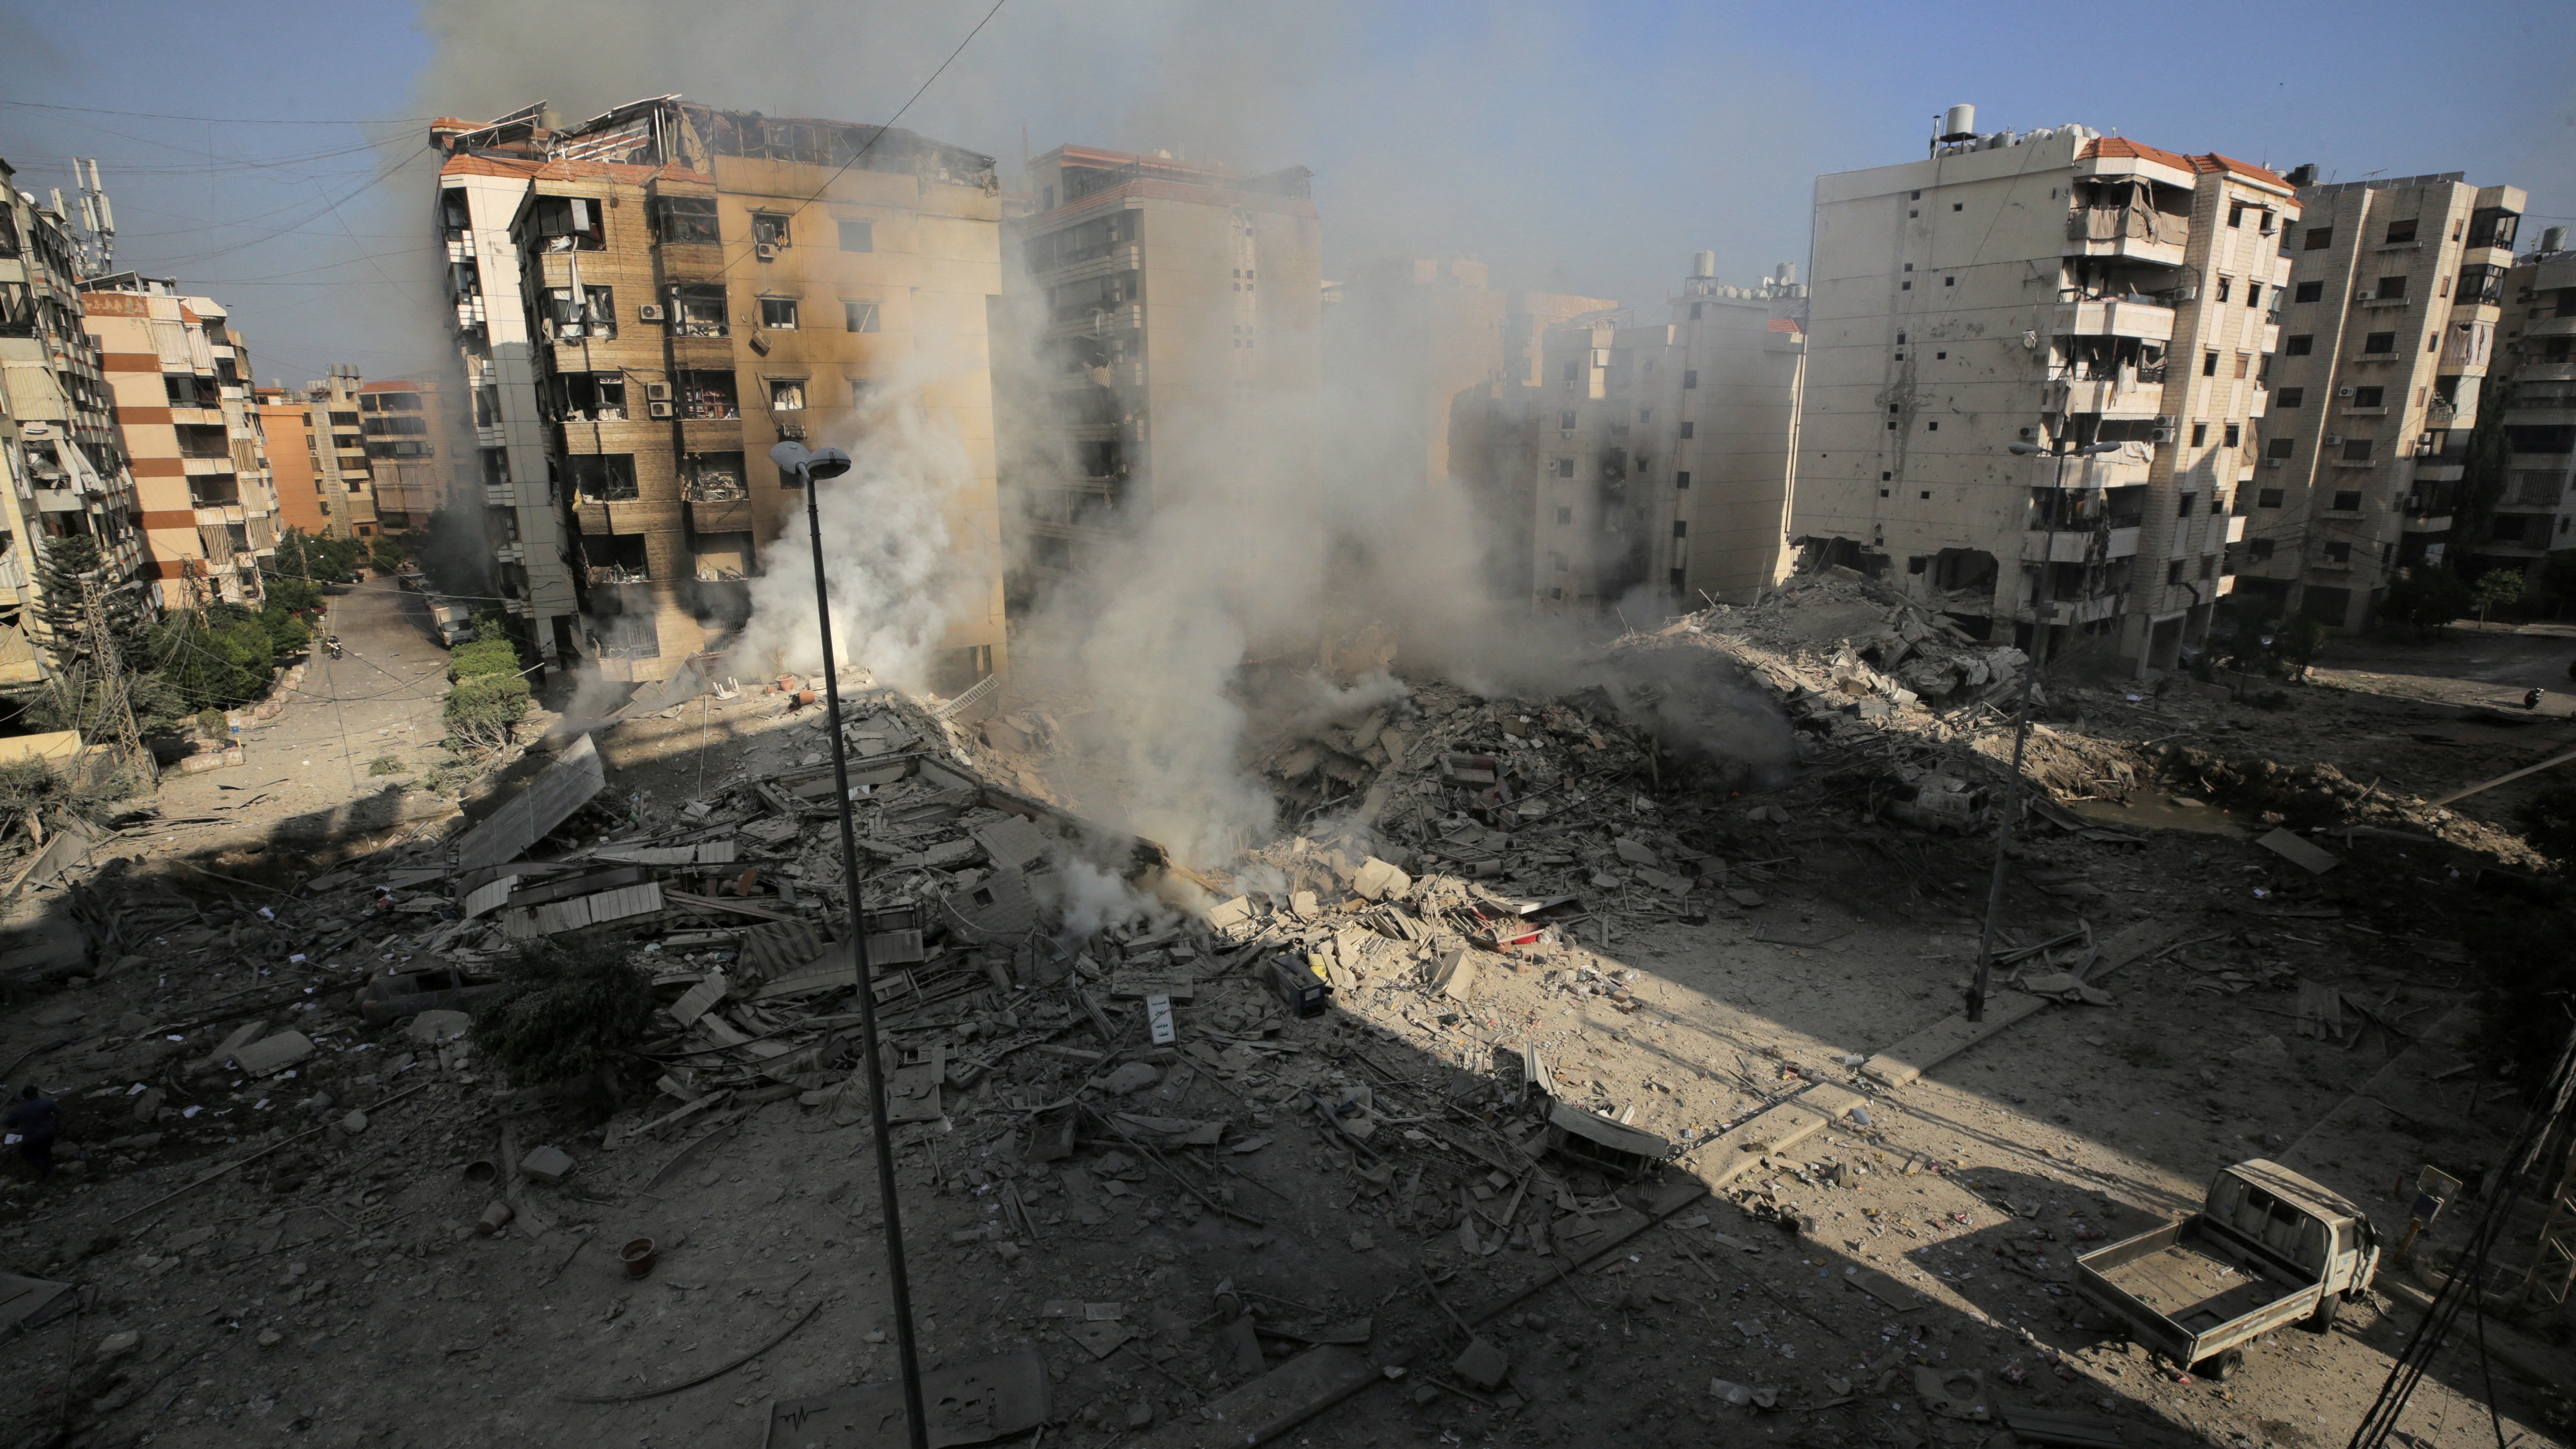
[
  {"x1": 1691, "y1": 250, "x2": 1716, "y2": 279},
  {"x1": 1941, "y1": 104, "x2": 1976, "y2": 142},
  {"x1": 2543, "y1": 225, "x2": 2570, "y2": 255}
]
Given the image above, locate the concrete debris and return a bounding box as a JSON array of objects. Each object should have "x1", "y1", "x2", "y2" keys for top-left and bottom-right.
[
  {"x1": 519, "y1": 1144, "x2": 576, "y2": 1184},
  {"x1": 229, "y1": 1031, "x2": 315, "y2": 1077},
  {"x1": 404, "y1": 1010, "x2": 472, "y2": 1045}
]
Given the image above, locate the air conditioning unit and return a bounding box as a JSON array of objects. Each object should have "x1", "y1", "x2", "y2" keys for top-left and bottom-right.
[
  {"x1": 2324, "y1": 433, "x2": 2343, "y2": 445},
  {"x1": 2150, "y1": 416, "x2": 2177, "y2": 443},
  {"x1": 2336, "y1": 385, "x2": 2355, "y2": 398},
  {"x1": 2262, "y1": 457, "x2": 2285, "y2": 468},
  {"x1": 645, "y1": 382, "x2": 673, "y2": 402},
  {"x1": 2353, "y1": 290, "x2": 2374, "y2": 302},
  {"x1": 638, "y1": 303, "x2": 666, "y2": 322},
  {"x1": 648, "y1": 401, "x2": 675, "y2": 420},
  {"x1": 756, "y1": 243, "x2": 779, "y2": 261}
]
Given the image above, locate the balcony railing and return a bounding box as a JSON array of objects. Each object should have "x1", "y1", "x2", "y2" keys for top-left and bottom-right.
[{"x1": 587, "y1": 564, "x2": 651, "y2": 587}]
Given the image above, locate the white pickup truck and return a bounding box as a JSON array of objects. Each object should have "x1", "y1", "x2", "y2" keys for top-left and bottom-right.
[{"x1": 2075, "y1": 1159, "x2": 2380, "y2": 1381}]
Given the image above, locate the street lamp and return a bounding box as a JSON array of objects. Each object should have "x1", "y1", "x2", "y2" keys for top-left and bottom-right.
[
  {"x1": 1968, "y1": 439, "x2": 2123, "y2": 1022},
  {"x1": 770, "y1": 440, "x2": 928, "y2": 1449}
]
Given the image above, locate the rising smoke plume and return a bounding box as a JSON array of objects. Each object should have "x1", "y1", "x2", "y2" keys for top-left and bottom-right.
[{"x1": 404, "y1": 0, "x2": 1829, "y2": 866}]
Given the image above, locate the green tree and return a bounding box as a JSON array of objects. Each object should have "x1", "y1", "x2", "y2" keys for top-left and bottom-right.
[
  {"x1": 154, "y1": 608, "x2": 274, "y2": 713},
  {"x1": 265, "y1": 575, "x2": 323, "y2": 614},
  {"x1": 2473, "y1": 568, "x2": 2527, "y2": 624},
  {"x1": 446, "y1": 638, "x2": 520, "y2": 682},
  {"x1": 444, "y1": 671, "x2": 530, "y2": 752},
  {"x1": 470, "y1": 937, "x2": 657, "y2": 1086},
  {"x1": 35, "y1": 534, "x2": 145, "y2": 671},
  {"x1": 272, "y1": 527, "x2": 360, "y2": 584},
  {"x1": 2381, "y1": 567, "x2": 2472, "y2": 637},
  {"x1": 256, "y1": 603, "x2": 310, "y2": 654}
]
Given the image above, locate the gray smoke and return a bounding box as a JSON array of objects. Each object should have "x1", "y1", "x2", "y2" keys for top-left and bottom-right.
[{"x1": 405, "y1": 0, "x2": 1830, "y2": 865}]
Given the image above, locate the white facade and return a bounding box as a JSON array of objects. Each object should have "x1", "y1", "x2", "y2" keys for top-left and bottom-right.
[
  {"x1": 1796, "y1": 120, "x2": 2295, "y2": 672},
  {"x1": 438, "y1": 167, "x2": 578, "y2": 657}
]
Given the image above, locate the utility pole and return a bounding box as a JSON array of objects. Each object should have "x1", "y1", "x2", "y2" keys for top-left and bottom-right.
[
  {"x1": 80, "y1": 571, "x2": 144, "y2": 775},
  {"x1": 1968, "y1": 440, "x2": 2119, "y2": 1022}
]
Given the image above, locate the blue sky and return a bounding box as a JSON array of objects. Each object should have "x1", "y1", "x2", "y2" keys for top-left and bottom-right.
[{"x1": 1, "y1": 0, "x2": 2567, "y2": 381}]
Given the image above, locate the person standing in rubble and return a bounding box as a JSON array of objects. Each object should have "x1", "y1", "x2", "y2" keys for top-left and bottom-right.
[{"x1": 5, "y1": 1083, "x2": 61, "y2": 1178}]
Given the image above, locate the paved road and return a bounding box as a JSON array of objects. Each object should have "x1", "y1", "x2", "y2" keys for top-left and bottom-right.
[
  {"x1": 2313, "y1": 620, "x2": 2576, "y2": 711},
  {"x1": 154, "y1": 576, "x2": 455, "y2": 822}
]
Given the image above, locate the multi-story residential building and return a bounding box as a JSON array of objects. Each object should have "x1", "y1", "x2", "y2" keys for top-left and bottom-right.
[
  {"x1": 1530, "y1": 255, "x2": 1806, "y2": 612},
  {"x1": 432, "y1": 110, "x2": 578, "y2": 658},
  {"x1": 1330, "y1": 256, "x2": 1616, "y2": 600},
  {"x1": 0, "y1": 156, "x2": 146, "y2": 675},
  {"x1": 303, "y1": 365, "x2": 378, "y2": 539},
  {"x1": 1795, "y1": 111, "x2": 2295, "y2": 673},
  {"x1": 1002, "y1": 145, "x2": 1321, "y2": 597},
  {"x1": 254, "y1": 386, "x2": 334, "y2": 537},
  {"x1": 2476, "y1": 225, "x2": 2575, "y2": 580},
  {"x1": 433, "y1": 98, "x2": 1010, "y2": 686},
  {"x1": 78, "y1": 273, "x2": 280, "y2": 611},
  {"x1": 2231, "y1": 173, "x2": 2522, "y2": 627},
  {"x1": 358, "y1": 377, "x2": 467, "y2": 530}
]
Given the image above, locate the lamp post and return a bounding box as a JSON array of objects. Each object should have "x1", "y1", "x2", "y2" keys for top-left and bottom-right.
[
  {"x1": 1967, "y1": 439, "x2": 2122, "y2": 1023},
  {"x1": 770, "y1": 440, "x2": 928, "y2": 1449}
]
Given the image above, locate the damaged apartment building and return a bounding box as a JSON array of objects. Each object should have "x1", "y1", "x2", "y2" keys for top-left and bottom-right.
[
  {"x1": 1532, "y1": 254, "x2": 1806, "y2": 613},
  {"x1": 1329, "y1": 255, "x2": 1616, "y2": 602},
  {"x1": 0, "y1": 156, "x2": 145, "y2": 673},
  {"x1": 77, "y1": 273, "x2": 280, "y2": 610},
  {"x1": 430, "y1": 98, "x2": 1010, "y2": 687},
  {"x1": 2230, "y1": 173, "x2": 2523, "y2": 630},
  {"x1": 1795, "y1": 108, "x2": 2294, "y2": 673},
  {"x1": 2481, "y1": 227, "x2": 2576, "y2": 581},
  {"x1": 998, "y1": 145, "x2": 1320, "y2": 600}
]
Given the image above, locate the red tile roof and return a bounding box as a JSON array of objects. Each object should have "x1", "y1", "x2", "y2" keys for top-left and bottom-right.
[
  {"x1": 2080, "y1": 137, "x2": 2287, "y2": 190},
  {"x1": 1766, "y1": 317, "x2": 1802, "y2": 334},
  {"x1": 439, "y1": 154, "x2": 543, "y2": 181}
]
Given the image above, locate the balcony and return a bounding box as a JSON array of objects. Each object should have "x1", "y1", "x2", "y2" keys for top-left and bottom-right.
[
  {"x1": 2052, "y1": 298, "x2": 2176, "y2": 344},
  {"x1": 2045, "y1": 372, "x2": 2166, "y2": 417},
  {"x1": 2064, "y1": 207, "x2": 2188, "y2": 267},
  {"x1": 2043, "y1": 592, "x2": 2126, "y2": 625},
  {"x1": 586, "y1": 563, "x2": 652, "y2": 588},
  {"x1": 2025, "y1": 446, "x2": 2156, "y2": 492},
  {"x1": 2400, "y1": 513, "x2": 2455, "y2": 534},
  {"x1": 686, "y1": 497, "x2": 756, "y2": 534},
  {"x1": 2023, "y1": 525, "x2": 2142, "y2": 562}
]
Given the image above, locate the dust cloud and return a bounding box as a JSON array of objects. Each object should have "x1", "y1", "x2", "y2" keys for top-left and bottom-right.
[{"x1": 406, "y1": 0, "x2": 1834, "y2": 867}]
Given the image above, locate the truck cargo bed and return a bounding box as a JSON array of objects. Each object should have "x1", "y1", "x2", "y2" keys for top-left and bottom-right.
[{"x1": 2101, "y1": 1237, "x2": 2289, "y2": 1331}]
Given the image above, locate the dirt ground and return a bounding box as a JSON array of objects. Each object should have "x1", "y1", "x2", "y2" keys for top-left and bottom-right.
[{"x1": 2, "y1": 617, "x2": 2571, "y2": 1449}]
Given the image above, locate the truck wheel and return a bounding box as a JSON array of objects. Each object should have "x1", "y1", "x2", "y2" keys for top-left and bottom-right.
[
  {"x1": 2304, "y1": 1295, "x2": 2340, "y2": 1332},
  {"x1": 2208, "y1": 1348, "x2": 2245, "y2": 1381}
]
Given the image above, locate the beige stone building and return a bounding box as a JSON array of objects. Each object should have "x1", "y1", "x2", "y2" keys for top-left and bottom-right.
[
  {"x1": 0, "y1": 157, "x2": 146, "y2": 678},
  {"x1": 2231, "y1": 173, "x2": 2523, "y2": 627},
  {"x1": 78, "y1": 274, "x2": 281, "y2": 611},
  {"x1": 2466, "y1": 225, "x2": 2574, "y2": 581},
  {"x1": 1532, "y1": 256, "x2": 1806, "y2": 613},
  {"x1": 358, "y1": 377, "x2": 470, "y2": 530},
  {"x1": 303, "y1": 365, "x2": 378, "y2": 539},
  {"x1": 433, "y1": 98, "x2": 1010, "y2": 685},
  {"x1": 1796, "y1": 112, "x2": 2295, "y2": 672},
  {"x1": 1001, "y1": 145, "x2": 1321, "y2": 597}
]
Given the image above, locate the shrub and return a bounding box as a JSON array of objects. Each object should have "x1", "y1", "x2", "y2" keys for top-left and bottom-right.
[
  {"x1": 470, "y1": 937, "x2": 656, "y2": 1085},
  {"x1": 258, "y1": 604, "x2": 310, "y2": 654},
  {"x1": 196, "y1": 707, "x2": 226, "y2": 740},
  {"x1": 367, "y1": 755, "x2": 407, "y2": 777},
  {"x1": 444, "y1": 671, "x2": 530, "y2": 752},
  {"x1": 2381, "y1": 567, "x2": 2472, "y2": 637},
  {"x1": 447, "y1": 638, "x2": 521, "y2": 683}
]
